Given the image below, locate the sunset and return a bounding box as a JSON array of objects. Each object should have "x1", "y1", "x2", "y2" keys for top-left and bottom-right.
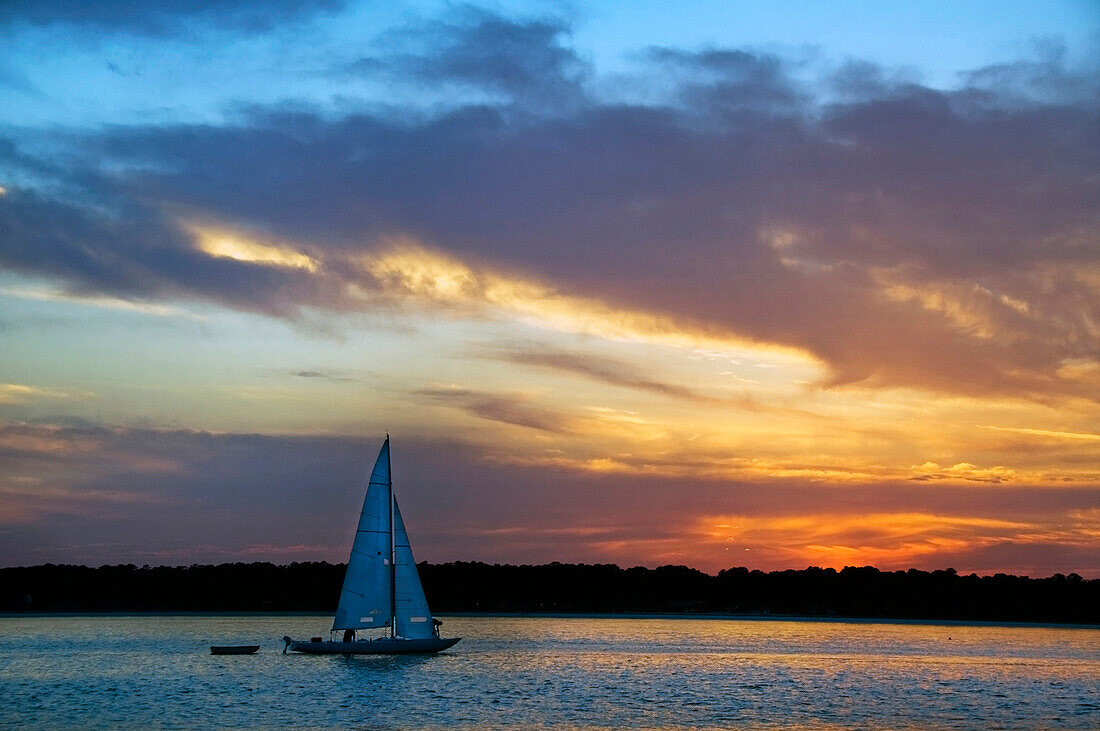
[
  {"x1": 3, "y1": 3, "x2": 1099, "y2": 728},
  {"x1": 1, "y1": 1, "x2": 1097, "y2": 580}
]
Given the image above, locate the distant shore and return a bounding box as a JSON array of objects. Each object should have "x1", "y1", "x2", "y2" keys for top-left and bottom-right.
[{"x1": 3, "y1": 561, "x2": 1097, "y2": 624}]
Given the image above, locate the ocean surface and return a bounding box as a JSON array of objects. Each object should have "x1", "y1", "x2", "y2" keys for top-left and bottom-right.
[{"x1": 0, "y1": 615, "x2": 1097, "y2": 729}]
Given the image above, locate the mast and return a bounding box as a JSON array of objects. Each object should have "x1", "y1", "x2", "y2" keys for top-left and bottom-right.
[{"x1": 388, "y1": 434, "x2": 396, "y2": 638}]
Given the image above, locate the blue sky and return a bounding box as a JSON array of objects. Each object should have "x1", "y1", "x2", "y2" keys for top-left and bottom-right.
[
  {"x1": 1, "y1": 0, "x2": 1098, "y2": 574},
  {"x1": 3, "y1": 0, "x2": 1096, "y2": 129}
]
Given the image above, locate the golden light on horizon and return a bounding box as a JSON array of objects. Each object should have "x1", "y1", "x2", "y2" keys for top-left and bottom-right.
[{"x1": 684, "y1": 511, "x2": 1098, "y2": 572}]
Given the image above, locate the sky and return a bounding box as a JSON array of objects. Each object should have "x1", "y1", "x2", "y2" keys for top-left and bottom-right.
[{"x1": 1, "y1": 0, "x2": 1098, "y2": 576}]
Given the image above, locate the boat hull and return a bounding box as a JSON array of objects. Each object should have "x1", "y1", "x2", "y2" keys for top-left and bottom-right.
[
  {"x1": 210, "y1": 645, "x2": 260, "y2": 655},
  {"x1": 284, "y1": 636, "x2": 460, "y2": 654}
]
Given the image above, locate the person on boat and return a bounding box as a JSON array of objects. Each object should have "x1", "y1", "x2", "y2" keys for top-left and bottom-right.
[
  {"x1": 343, "y1": 628, "x2": 355, "y2": 642},
  {"x1": 432, "y1": 618, "x2": 443, "y2": 638}
]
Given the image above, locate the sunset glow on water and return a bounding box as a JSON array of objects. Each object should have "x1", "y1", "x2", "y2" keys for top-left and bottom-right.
[{"x1": 1, "y1": 616, "x2": 1097, "y2": 729}]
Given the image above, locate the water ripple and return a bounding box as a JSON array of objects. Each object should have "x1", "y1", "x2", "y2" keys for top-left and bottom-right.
[{"x1": 0, "y1": 615, "x2": 1097, "y2": 729}]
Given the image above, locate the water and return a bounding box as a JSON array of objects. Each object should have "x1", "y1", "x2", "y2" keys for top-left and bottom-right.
[{"x1": 1, "y1": 615, "x2": 1097, "y2": 729}]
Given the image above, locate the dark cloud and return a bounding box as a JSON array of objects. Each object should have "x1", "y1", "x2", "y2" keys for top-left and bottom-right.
[
  {"x1": 0, "y1": 0, "x2": 346, "y2": 35},
  {"x1": 827, "y1": 60, "x2": 923, "y2": 101},
  {"x1": 0, "y1": 422, "x2": 374, "y2": 564},
  {"x1": 1, "y1": 11, "x2": 1098, "y2": 402},
  {"x1": 410, "y1": 385, "x2": 569, "y2": 433},
  {"x1": 348, "y1": 8, "x2": 587, "y2": 108},
  {"x1": 958, "y1": 40, "x2": 1100, "y2": 105},
  {"x1": 479, "y1": 342, "x2": 795, "y2": 415},
  {"x1": 290, "y1": 370, "x2": 354, "y2": 381},
  {"x1": 0, "y1": 189, "x2": 327, "y2": 318},
  {"x1": 647, "y1": 47, "x2": 806, "y2": 114},
  {"x1": 485, "y1": 343, "x2": 715, "y2": 402}
]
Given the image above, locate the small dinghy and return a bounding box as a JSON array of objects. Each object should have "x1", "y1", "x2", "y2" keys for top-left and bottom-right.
[
  {"x1": 210, "y1": 645, "x2": 260, "y2": 655},
  {"x1": 283, "y1": 436, "x2": 460, "y2": 655}
]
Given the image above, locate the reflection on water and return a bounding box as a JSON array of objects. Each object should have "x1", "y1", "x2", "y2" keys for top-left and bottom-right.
[{"x1": 0, "y1": 615, "x2": 1097, "y2": 729}]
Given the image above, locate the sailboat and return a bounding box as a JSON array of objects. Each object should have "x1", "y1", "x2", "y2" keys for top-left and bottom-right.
[{"x1": 283, "y1": 437, "x2": 460, "y2": 654}]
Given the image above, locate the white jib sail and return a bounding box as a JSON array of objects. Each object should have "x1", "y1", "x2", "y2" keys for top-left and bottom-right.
[{"x1": 393, "y1": 498, "x2": 434, "y2": 639}]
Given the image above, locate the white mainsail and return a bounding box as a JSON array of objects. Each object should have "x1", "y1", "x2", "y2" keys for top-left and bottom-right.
[{"x1": 331, "y1": 439, "x2": 393, "y2": 631}]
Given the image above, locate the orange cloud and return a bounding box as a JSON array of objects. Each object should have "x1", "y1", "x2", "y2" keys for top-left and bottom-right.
[{"x1": 689, "y1": 512, "x2": 1097, "y2": 572}]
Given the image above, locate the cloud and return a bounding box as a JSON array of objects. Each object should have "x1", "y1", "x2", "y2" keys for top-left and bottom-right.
[
  {"x1": 647, "y1": 47, "x2": 805, "y2": 114},
  {"x1": 289, "y1": 370, "x2": 354, "y2": 382},
  {"x1": 0, "y1": 189, "x2": 334, "y2": 319},
  {"x1": 976, "y1": 424, "x2": 1100, "y2": 442},
  {"x1": 478, "y1": 342, "x2": 826, "y2": 424},
  {"x1": 347, "y1": 8, "x2": 588, "y2": 108},
  {"x1": 909, "y1": 461, "x2": 1015, "y2": 484},
  {"x1": 0, "y1": 0, "x2": 346, "y2": 35},
  {"x1": 411, "y1": 384, "x2": 569, "y2": 433},
  {"x1": 0, "y1": 384, "x2": 95, "y2": 405},
  {"x1": 0, "y1": 421, "x2": 373, "y2": 562},
  {"x1": 958, "y1": 40, "x2": 1100, "y2": 106},
  {"x1": 1, "y1": 12, "x2": 1097, "y2": 403},
  {"x1": 0, "y1": 418, "x2": 1097, "y2": 574},
  {"x1": 189, "y1": 225, "x2": 319, "y2": 272},
  {"x1": 483, "y1": 342, "x2": 722, "y2": 403},
  {"x1": 0, "y1": 284, "x2": 198, "y2": 318}
]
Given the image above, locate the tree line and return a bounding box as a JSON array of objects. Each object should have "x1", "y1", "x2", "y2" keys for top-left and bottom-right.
[{"x1": 1, "y1": 562, "x2": 1096, "y2": 623}]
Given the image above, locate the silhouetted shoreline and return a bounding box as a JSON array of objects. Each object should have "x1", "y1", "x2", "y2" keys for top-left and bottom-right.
[{"x1": 2, "y1": 562, "x2": 1096, "y2": 624}]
